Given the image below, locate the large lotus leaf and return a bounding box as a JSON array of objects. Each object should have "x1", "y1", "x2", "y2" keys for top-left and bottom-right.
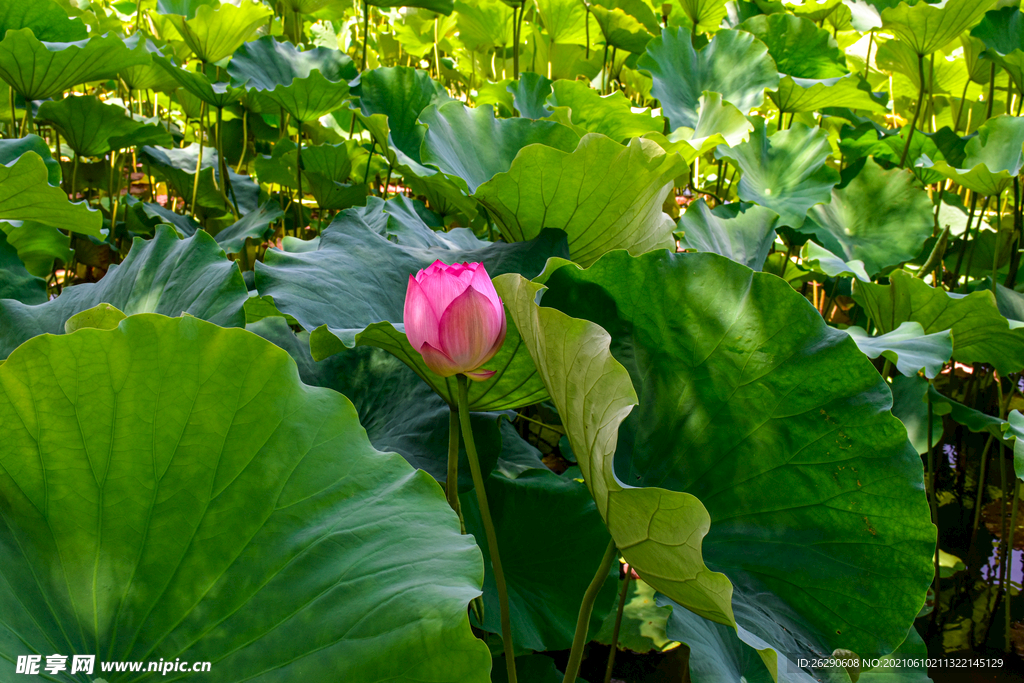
[
  {"x1": 0, "y1": 135, "x2": 61, "y2": 186},
  {"x1": 228, "y1": 36, "x2": 356, "y2": 122},
  {"x1": 461, "y1": 467, "x2": 616, "y2": 651},
  {"x1": 0, "y1": 152, "x2": 101, "y2": 235},
  {"x1": 544, "y1": 79, "x2": 663, "y2": 141},
  {"x1": 589, "y1": 0, "x2": 658, "y2": 53},
  {"x1": 535, "y1": 0, "x2": 589, "y2": 45},
  {"x1": 680, "y1": 0, "x2": 729, "y2": 35},
  {"x1": 153, "y1": 56, "x2": 248, "y2": 108},
  {"x1": 0, "y1": 226, "x2": 248, "y2": 359},
  {"x1": 0, "y1": 221, "x2": 72, "y2": 277},
  {"x1": 854, "y1": 268, "x2": 1024, "y2": 374},
  {"x1": 214, "y1": 201, "x2": 284, "y2": 253},
  {"x1": 0, "y1": 29, "x2": 149, "y2": 100},
  {"x1": 881, "y1": 0, "x2": 996, "y2": 56},
  {"x1": 738, "y1": 12, "x2": 847, "y2": 79},
  {"x1": 37, "y1": 95, "x2": 172, "y2": 158},
  {"x1": 253, "y1": 203, "x2": 566, "y2": 408},
  {"x1": 0, "y1": 312, "x2": 491, "y2": 682},
  {"x1": 717, "y1": 119, "x2": 840, "y2": 227},
  {"x1": 677, "y1": 199, "x2": 779, "y2": 271},
  {"x1": 156, "y1": 0, "x2": 217, "y2": 18},
  {"x1": 638, "y1": 27, "x2": 779, "y2": 129},
  {"x1": 507, "y1": 250, "x2": 935, "y2": 675},
  {"x1": 925, "y1": 114, "x2": 1024, "y2": 195},
  {"x1": 0, "y1": 230, "x2": 45, "y2": 304},
  {"x1": 454, "y1": 0, "x2": 514, "y2": 51},
  {"x1": 844, "y1": 322, "x2": 953, "y2": 379},
  {"x1": 971, "y1": 7, "x2": 1024, "y2": 91},
  {"x1": 0, "y1": 0, "x2": 87, "y2": 42},
  {"x1": 140, "y1": 144, "x2": 260, "y2": 215},
  {"x1": 165, "y1": 0, "x2": 271, "y2": 63},
  {"x1": 419, "y1": 101, "x2": 580, "y2": 193},
  {"x1": 773, "y1": 74, "x2": 886, "y2": 113},
  {"x1": 800, "y1": 159, "x2": 933, "y2": 276},
  {"x1": 644, "y1": 91, "x2": 754, "y2": 163}
]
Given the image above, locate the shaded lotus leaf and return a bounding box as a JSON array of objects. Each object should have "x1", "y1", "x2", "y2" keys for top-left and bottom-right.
[
  {"x1": 0, "y1": 152, "x2": 101, "y2": 234},
  {"x1": 0, "y1": 226, "x2": 248, "y2": 359},
  {"x1": 639, "y1": 27, "x2": 779, "y2": 129},
  {"x1": 0, "y1": 134, "x2": 61, "y2": 185},
  {"x1": 800, "y1": 241, "x2": 870, "y2": 282},
  {"x1": 971, "y1": 6, "x2": 1024, "y2": 91},
  {"x1": 589, "y1": 0, "x2": 658, "y2": 53},
  {"x1": 475, "y1": 134, "x2": 684, "y2": 266},
  {"x1": 118, "y1": 36, "x2": 181, "y2": 91},
  {"x1": 0, "y1": 312, "x2": 491, "y2": 682},
  {"x1": 163, "y1": 0, "x2": 271, "y2": 63},
  {"x1": 508, "y1": 72, "x2": 553, "y2": 119},
  {"x1": 0, "y1": 221, "x2": 72, "y2": 277},
  {"x1": 301, "y1": 141, "x2": 371, "y2": 210},
  {"x1": 844, "y1": 322, "x2": 953, "y2": 379},
  {"x1": 679, "y1": 0, "x2": 728, "y2": 35},
  {"x1": 0, "y1": 29, "x2": 149, "y2": 101},
  {"x1": 214, "y1": 201, "x2": 284, "y2": 253},
  {"x1": 544, "y1": 79, "x2": 663, "y2": 141},
  {"x1": 881, "y1": 0, "x2": 996, "y2": 56},
  {"x1": 854, "y1": 268, "x2": 1024, "y2": 374},
  {"x1": 0, "y1": 230, "x2": 46, "y2": 304},
  {"x1": 677, "y1": 198, "x2": 779, "y2": 270},
  {"x1": 593, "y1": 577, "x2": 674, "y2": 653},
  {"x1": 890, "y1": 375, "x2": 943, "y2": 456},
  {"x1": 924, "y1": 114, "x2": 1024, "y2": 195},
  {"x1": 461, "y1": 467, "x2": 616, "y2": 651},
  {"x1": 37, "y1": 95, "x2": 172, "y2": 157},
  {"x1": 739, "y1": 12, "x2": 846, "y2": 79},
  {"x1": 504, "y1": 249, "x2": 934, "y2": 678},
  {"x1": 126, "y1": 197, "x2": 201, "y2": 238},
  {"x1": 0, "y1": 0, "x2": 88, "y2": 42},
  {"x1": 800, "y1": 158, "x2": 933, "y2": 276},
  {"x1": 228, "y1": 36, "x2": 356, "y2": 122},
  {"x1": 140, "y1": 144, "x2": 260, "y2": 215},
  {"x1": 153, "y1": 56, "x2": 247, "y2": 108},
  {"x1": 419, "y1": 100, "x2": 580, "y2": 193},
  {"x1": 717, "y1": 119, "x2": 839, "y2": 227},
  {"x1": 644, "y1": 91, "x2": 754, "y2": 162}
]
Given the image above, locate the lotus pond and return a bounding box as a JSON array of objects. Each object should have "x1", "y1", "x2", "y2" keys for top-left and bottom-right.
[{"x1": 2, "y1": 0, "x2": 1024, "y2": 681}]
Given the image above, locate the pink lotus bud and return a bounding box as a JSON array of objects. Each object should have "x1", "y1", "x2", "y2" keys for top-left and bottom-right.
[{"x1": 403, "y1": 260, "x2": 507, "y2": 381}]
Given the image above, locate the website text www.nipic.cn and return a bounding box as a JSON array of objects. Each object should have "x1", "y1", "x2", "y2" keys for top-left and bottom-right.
[{"x1": 16, "y1": 654, "x2": 211, "y2": 676}]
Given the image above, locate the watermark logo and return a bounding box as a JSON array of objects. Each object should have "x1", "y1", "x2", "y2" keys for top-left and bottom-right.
[{"x1": 15, "y1": 655, "x2": 211, "y2": 676}]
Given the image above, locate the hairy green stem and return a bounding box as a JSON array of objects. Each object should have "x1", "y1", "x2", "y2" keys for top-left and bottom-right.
[
  {"x1": 603, "y1": 569, "x2": 632, "y2": 683},
  {"x1": 564, "y1": 540, "x2": 618, "y2": 683},
  {"x1": 899, "y1": 53, "x2": 926, "y2": 168},
  {"x1": 457, "y1": 374, "x2": 516, "y2": 683},
  {"x1": 190, "y1": 103, "x2": 206, "y2": 218},
  {"x1": 361, "y1": 0, "x2": 370, "y2": 71},
  {"x1": 447, "y1": 408, "x2": 461, "y2": 514}
]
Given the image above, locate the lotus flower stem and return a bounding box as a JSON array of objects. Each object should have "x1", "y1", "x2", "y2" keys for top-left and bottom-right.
[
  {"x1": 456, "y1": 373, "x2": 517, "y2": 683},
  {"x1": 190, "y1": 103, "x2": 206, "y2": 218},
  {"x1": 564, "y1": 539, "x2": 617, "y2": 683},
  {"x1": 446, "y1": 408, "x2": 461, "y2": 514},
  {"x1": 295, "y1": 125, "x2": 304, "y2": 233},
  {"x1": 361, "y1": 0, "x2": 370, "y2": 71},
  {"x1": 899, "y1": 53, "x2": 925, "y2": 168},
  {"x1": 603, "y1": 567, "x2": 632, "y2": 683}
]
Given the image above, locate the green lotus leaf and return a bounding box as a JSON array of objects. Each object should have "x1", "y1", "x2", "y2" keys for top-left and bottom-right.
[
  {"x1": 535, "y1": 0, "x2": 589, "y2": 45},
  {"x1": 971, "y1": 6, "x2": 1024, "y2": 91},
  {"x1": 0, "y1": 134, "x2": 62, "y2": 185},
  {"x1": 881, "y1": 0, "x2": 996, "y2": 56},
  {"x1": 462, "y1": 467, "x2": 616, "y2": 651},
  {"x1": 0, "y1": 29, "x2": 150, "y2": 101},
  {"x1": 926, "y1": 386, "x2": 1024, "y2": 479},
  {"x1": 63, "y1": 301, "x2": 127, "y2": 333},
  {"x1": 455, "y1": 0, "x2": 514, "y2": 51},
  {"x1": 844, "y1": 321, "x2": 953, "y2": 379},
  {"x1": 1010, "y1": 411, "x2": 1024, "y2": 480},
  {"x1": 475, "y1": 133, "x2": 685, "y2": 266},
  {"x1": 0, "y1": 220, "x2": 72, "y2": 277},
  {"x1": 890, "y1": 374, "x2": 943, "y2": 456},
  {"x1": 854, "y1": 268, "x2": 1024, "y2": 374},
  {"x1": 512, "y1": 250, "x2": 934, "y2": 675},
  {"x1": 773, "y1": 74, "x2": 886, "y2": 113},
  {"x1": 924, "y1": 114, "x2": 1024, "y2": 195},
  {"x1": 996, "y1": 282, "x2": 1024, "y2": 321},
  {"x1": 0, "y1": 312, "x2": 491, "y2": 681},
  {"x1": 739, "y1": 12, "x2": 847, "y2": 79},
  {"x1": 0, "y1": 0, "x2": 88, "y2": 42},
  {"x1": 118, "y1": 36, "x2": 182, "y2": 91},
  {"x1": 800, "y1": 241, "x2": 871, "y2": 282},
  {"x1": 127, "y1": 196, "x2": 202, "y2": 238},
  {"x1": 544, "y1": 79, "x2": 663, "y2": 141},
  {"x1": 154, "y1": 56, "x2": 247, "y2": 108},
  {"x1": 253, "y1": 200, "x2": 566, "y2": 407},
  {"x1": 0, "y1": 230, "x2": 46, "y2": 304},
  {"x1": 644, "y1": 91, "x2": 754, "y2": 162},
  {"x1": 37, "y1": 95, "x2": 172, "y2": 158},
  {"x1": 164, "y1": 0, "x2": 271, "y2": 63},
  {"x1": 0, "y1": 226, "x2": 248, "y2": 359},
  {"x1": 156, "y1": 0, "x2": 217, "y2": 19},
  {"x1": 419, "y1": 100, "x2": 580, "y2": 193},
  {"x1": 301, "y1": 141, "x2": 370, "y2": 210},
  {"x1": 214, "y1": 201, "x2": 284, "y2": 253},
  {"x1": 0, "y1": 152, "x2": 101, "y2": 234},
  {"x1": 508, "y1": 72, "x2": 553, "y2": 119},
  {"x1": 679, "y1": 0, "x2": 729, "y2": 35},
  {"x1": 716, "y1": 119, "x2": 840, "y2": 227},
  {"x1": 588, "y1": 4, "x2": 652, "y2": 54},
  {"x1": 639, "y1": 27, "x2": 779, "y2": 129},
  {"x1": 677, "y1": 198, "x2": 779, "y2": 270},
  {"x1": 800, "y1": 158, "x2": 933, "y2": 275},
  {"x1": 140, "y1": 144, "x2": 260, "y2": 215},
  {"x1": 593, "y1": 576, "x2": 674, "y2": 653},
  {"x1": 366, "y1": 0, "x2": 455, "y2": 12}
]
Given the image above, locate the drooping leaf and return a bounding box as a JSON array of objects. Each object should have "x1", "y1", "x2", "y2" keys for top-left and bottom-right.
[
  {"x1": 801, "y1": 241, "x2": 871, "y2": 282},
  {"x1": 716, "y1": 119, "x2": 840, "y2": 227},
  {"x1": 140, "y1": 144, "x2": 260, "y2": 215},
  {"x1": 774, "y1": 73, "x2": 886, "y2": 113},
  {"x1": 0, "y1": 226, "x2": 248, "y2": 359},
  {"x1": 844, "y1": 321, "x2": 953, "y2": 379},
  {"x1": 971, "y1": 7, "x2": 1024, "y2": 91},
  {"x1": 475, "y1": 134, "x2": 684, "y2": 266},
  {"x1": 0, "y1": 312, "x2": 491, "y2": 682},
  {"x1": 0, "y1": 229, "x2": 46, "y2": 304},
  {"x1": 461, "y1": 468, "x2": 616, "y2": 651},
  {"x1": 925, "y1": 114, "x2": 1024, "y2": 195},
  {"x1": 300, "y1": 141, "x2": 370, "y2": 210},
  {"x1": 800, "y1": 158, "x2": 934, "y2": 276},
  {"x1": 639, "y1": 27, "x2": 779, "y2": 129},
  {"x1": 419, "y1": 101, "x2": 580, "y2": 193},
  {"x1": 677, "y1": 199, "x2": 779, "y2": 270},
  {"x1": 589, "y1": 0, "x2": 658, "y2": 53},
  {"x1": 0, "y1": 30, "x2": 149, "y2": 101},
  {"x1": 854, "y1": 269, "x2": 1024, "y2": 374},
  {"x1": 0, "y1": 152, "x2": 101, "y2": 235},
  {"x1": 0, "y1": 220, "x2": 72, "y2": 277},
  {"x1": 0, "y1": 134, "x2": 62, "y2": 185},
  {"x1": 881, "y1": 0, "x2": 997, "y2": 56},
  {"x1": 890, "y1": 374, "x2": 944, "y2": 455},
  {"x1": 506, "y1": 250, "x2": 935, "y2": 677},
  {"x1": 739, "y1": 12, "x2": 847, "y2": 79},
  {"x1": 544, "y1": 78, "x2": 663, "y2": 141},
  {"x1": 644, "y1": 91, "x2": 754, "y2": 162},
  {"x1": 153, "y1": 56, "x2": 248, "y2": 109},
  {"x1": 163, "y1": 0, "x2": 272, "y2": 63},
  {"x1": 214, "y1": 201, "x2": 284, "y2": 253},
  {"x1": 37, "y1": 95, "x2": 172, "y2": 157},
  {"x1": 679, "y1": 0, "x2": 729, "y2": 35},
  {"x1": 228, "y1": 36, "x2": 356, "y2": 122}
]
